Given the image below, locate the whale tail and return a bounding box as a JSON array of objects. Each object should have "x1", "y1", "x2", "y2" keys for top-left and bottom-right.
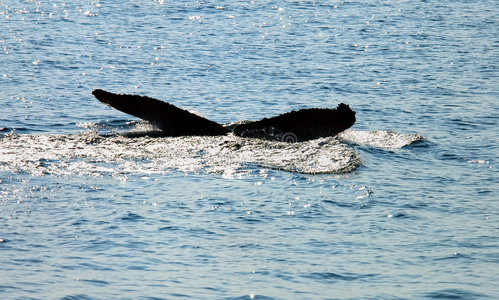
[
  {"x1": 92, "y1": 89, "x2": 355, "y2": 141},
  {"x1": 92, "y1": 89, "x2": 229, "y2": 136},
  {"x1": 232, "y1": 104, "x2": 355, "y2": 142}
]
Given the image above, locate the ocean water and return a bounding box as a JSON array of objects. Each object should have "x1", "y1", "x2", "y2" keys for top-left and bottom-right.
[{"x1": 1, "y1": 0, "x2": 498, "y2": 299}]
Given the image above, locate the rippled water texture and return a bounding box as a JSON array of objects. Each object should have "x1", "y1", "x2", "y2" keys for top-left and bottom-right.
[{"x1": 1, "y1": 1, "x2": 498, "y2": 299}]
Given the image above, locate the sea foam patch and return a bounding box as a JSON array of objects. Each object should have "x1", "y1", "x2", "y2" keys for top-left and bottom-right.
[
  {"x1": 0, "y1": 132, "x2": 361, "y2": 177},
  {"x1": 338, "y1": 130, "x2": 424, "y2": 149},
  {"x1": 0, "y1": 128, "x2": 423, "y2": 177}
]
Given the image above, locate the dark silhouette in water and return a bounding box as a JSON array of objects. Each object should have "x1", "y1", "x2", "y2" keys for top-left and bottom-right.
[
  {"x1": 92, "y1": 89, "x2": 356, "y2": 142},
  {"x1": 92, "y1": 89, "x2": 229, "y2": 136}
]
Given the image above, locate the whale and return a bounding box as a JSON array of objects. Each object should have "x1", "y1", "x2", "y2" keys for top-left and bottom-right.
[{"x1": 92, "y1": 89, "x2": 356, "y2": 142}]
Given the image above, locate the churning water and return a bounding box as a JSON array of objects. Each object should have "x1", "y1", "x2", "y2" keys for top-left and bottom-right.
[{"x1": 1, "y1": 1, "x2": 498, "y2": 299}]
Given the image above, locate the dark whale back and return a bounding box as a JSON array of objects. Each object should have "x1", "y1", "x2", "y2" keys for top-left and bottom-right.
[
  {"x1": 92, "y1": 89, "x2": 229, "y2": 136},
  {"x1": 92, "y1": 89, "x2": 355, "y2": 142},
  {"x1": 232, "y1": 104, "x2": 356, "y2": 142}
]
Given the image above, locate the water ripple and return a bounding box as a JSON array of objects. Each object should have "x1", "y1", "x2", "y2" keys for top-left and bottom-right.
[
  {"x1": 303, "y1": 271, "x2": 378, "y2": 282},
  {"x1": 422, "y1": 288, "x2": 489, "y2": 299}
]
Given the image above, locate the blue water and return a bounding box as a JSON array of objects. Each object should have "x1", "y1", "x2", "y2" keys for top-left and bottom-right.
[{"x1": 1, "y1": 1, "x2": 498, "y2": 299}]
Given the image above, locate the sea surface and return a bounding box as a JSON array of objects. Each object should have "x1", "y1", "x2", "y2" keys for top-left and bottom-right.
[{"x1": 1, "y1": 1, "x2": 498, "y2": 299}]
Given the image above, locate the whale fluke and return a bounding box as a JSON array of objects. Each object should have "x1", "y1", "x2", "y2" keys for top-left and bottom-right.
[
  {"x1": 92, "y1": 89, "x2": 229, "y2": 136},
  {"x1": 232, "y1": 104, "x2": 355, "y2": 142},
  {"x1": 92, "y1": 89, "x2": 356, "y2": 142}
]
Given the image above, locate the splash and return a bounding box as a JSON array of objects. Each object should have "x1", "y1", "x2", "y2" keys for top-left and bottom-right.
[
  {"x1": 0, "y1": 131, "x2": 361, "y2": 177},
  {"x1": 0, "y1": 127, "x2": 423, "y2": 177},
  {"x1": 338, "y1": 130, "x2": 423, "y2": 149}
]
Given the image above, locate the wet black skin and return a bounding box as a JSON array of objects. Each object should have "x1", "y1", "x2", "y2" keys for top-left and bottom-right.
[{"x1": 92, "y1": 89, "x2": 355, "y2": 142}]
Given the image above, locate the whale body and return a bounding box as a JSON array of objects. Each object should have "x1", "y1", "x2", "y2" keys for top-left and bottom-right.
[{"x1": 92, "y1": 89, "x2": 356, "y2": 142}]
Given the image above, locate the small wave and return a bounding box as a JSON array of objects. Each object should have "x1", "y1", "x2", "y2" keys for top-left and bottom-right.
[
  {"x1": 303, "y1": 271, "x2": 377, "y2": 282},
  {"x1": 0, "y1": 127, "x2": 30, "y2": 134},
  {"x1": 76, "y1": 279, "x2": 110, "y2": 286},
  {"x1": 422, "y1": 288, "x2": 488, "y2": 299},
  {"x1": 120, "y1": 212, "x2": 146, "y2": 222},
  {"x1": 338, "y1": 129, "x2": 424, "y2": 149},
  {"x1": 227, "y1": 295, "x2": 278, "y2": 300},
  {"x1": 61, "y1": 295, "x2": 95, "y2": 300},
  {"x1": 77, "y1": 120, "x2": 151, "y2": 135}
]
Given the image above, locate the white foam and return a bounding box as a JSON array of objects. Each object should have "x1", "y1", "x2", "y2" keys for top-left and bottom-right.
[
  {"x1": 0, "y1": 132, "x2": 361, "y2": 177},
  {"x1": 338, "y1": 129, "x2": 423, "y2": 149}
]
